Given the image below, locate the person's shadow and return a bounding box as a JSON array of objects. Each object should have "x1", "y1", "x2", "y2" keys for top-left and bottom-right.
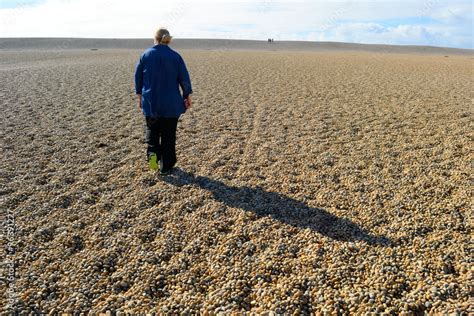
[{"x1": 162, "y1": 168, "x2": 391, "y2": 246}]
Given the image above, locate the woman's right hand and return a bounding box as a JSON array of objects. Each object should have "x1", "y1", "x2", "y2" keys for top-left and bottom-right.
[{"x1": 184, "y1": 95, "x2": 192, "y2": 109}]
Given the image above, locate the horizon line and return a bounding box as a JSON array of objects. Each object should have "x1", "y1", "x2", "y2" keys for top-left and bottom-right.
[{"x1": 0, "y1": 37, "x2": 472, "y2": 51}]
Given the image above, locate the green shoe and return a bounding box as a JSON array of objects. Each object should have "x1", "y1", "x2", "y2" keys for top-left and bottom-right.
[{"x1": 148, "y1": 153, "x2": 159, "y2": 171}]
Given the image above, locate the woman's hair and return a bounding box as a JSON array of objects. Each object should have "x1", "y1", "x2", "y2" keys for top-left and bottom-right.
[{"x1": 155, "y1": 28, "x2": 172, "y2": 44}]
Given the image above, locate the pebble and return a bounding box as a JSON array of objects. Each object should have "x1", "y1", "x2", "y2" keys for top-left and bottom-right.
[{"x1": 3, "y1": 48, "x2": 470, "y2": 314}]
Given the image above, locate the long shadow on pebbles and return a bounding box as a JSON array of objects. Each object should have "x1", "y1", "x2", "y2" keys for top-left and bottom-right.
[{"x1": 162, "y1": 168, "x2": 391, "y2": 246}]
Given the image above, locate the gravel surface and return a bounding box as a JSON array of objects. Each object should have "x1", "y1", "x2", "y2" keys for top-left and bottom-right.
[{"x1": 1, "y1": 47, "x2": 472, "y2": 314}]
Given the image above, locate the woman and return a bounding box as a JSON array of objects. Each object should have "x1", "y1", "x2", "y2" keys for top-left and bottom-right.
[{"x1": 134, "y1": 28, "x2": 193, "y2": 175}]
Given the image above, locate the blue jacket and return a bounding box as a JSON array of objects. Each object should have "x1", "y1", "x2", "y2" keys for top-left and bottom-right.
[{"x1": 134, "y1": 44, "x2": 192, "y2": 118}]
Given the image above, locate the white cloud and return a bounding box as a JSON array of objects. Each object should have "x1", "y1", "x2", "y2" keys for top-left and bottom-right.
[
  {"x1": 313, "y1": 23, "x2": 435, "y2": 45},
  {"x1": 0, "y1": 0, "x2": 472, "y2": 48}
]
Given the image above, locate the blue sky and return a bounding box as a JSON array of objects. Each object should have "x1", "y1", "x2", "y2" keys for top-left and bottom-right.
[
  {"x1": 0, "y1": 0, "x2": 472, "y2": 49},
  {"x1": 0, "y1": 0, "x2": 44, "y2": 8}
]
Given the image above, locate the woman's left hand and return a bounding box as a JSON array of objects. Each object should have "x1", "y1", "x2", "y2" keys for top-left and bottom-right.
[{"x1": 137, "y1": 94, "x2": 142, "y2": 109}]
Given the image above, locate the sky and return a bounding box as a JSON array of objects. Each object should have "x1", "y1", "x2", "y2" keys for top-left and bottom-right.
[{"x1": 0, "y1": 0, "x2": 472, "y2": 49}]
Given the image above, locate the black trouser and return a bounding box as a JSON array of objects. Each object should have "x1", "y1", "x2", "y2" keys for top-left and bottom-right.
[{"x1": 145, "y1": 117, "x2": 179, "y2": 171}]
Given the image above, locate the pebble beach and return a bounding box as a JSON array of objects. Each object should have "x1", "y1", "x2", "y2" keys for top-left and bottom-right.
[{"x1": 1, "y1": 39, "x2": 472, "y2": 314}]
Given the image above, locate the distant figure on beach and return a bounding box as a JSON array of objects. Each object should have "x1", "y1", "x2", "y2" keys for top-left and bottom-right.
[{"x1": 134, "y1": 28, "x2": 193, "y2": 175}]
